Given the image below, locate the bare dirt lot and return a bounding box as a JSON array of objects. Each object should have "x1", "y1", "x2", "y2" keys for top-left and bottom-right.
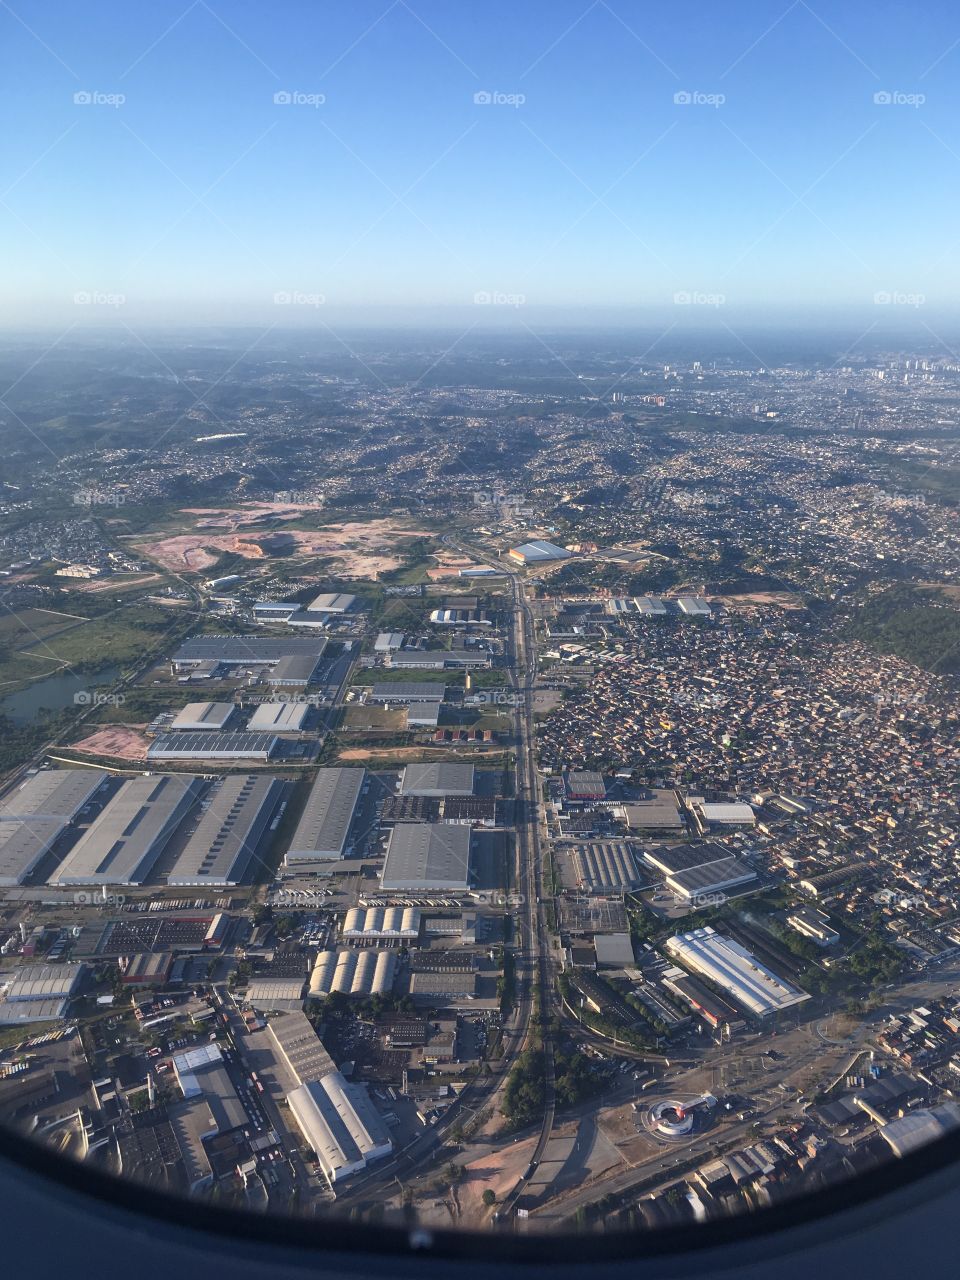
[
  {"x1": 136, "y1": 515, "x2": 435, "y2": 579},
  {"x1": 70, "y1": 725, "x2": 150, "y2": 760}
]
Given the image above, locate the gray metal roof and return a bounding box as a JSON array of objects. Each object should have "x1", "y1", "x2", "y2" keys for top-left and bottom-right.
[
  {"x1": 147, "y1": 731, "x2": 278, "y2": 759},
  {"x1": 381, "y1": 823, "x2": 472, "y2": 890},
  {"x1": 400, "y1": 762, "x2": 475, "y2": 796},
  {"x1": 3, "y1": 963, "x2": 84, "y2": 1001},
  {"x1": 0, "y1": 768, "x2": 108, "y2": 820},
  {"x1": 370, "y1": 682, "x2": 446, "y2": 702},
  {"x1": 270, "y1": 653, "x2": 324, "y2": 684},
  {"x1": 51, "y1": 775, "x2": 205, "y2": 885},
  {"x1": 166, "y1": 775, "x2": 285, "y2": 885},
  {"x1": 267, "y1": 1011, "x2": 335, "y2": 1085},
  {"x1": 0, "y1": 818, "x2": 71, "y2": 887},
  {"x1": 174, "y1": 635, "x2": 327, "y2": 663},
  {"x1": 286, "y1": 768, "x2": 364, "y2": 861}
]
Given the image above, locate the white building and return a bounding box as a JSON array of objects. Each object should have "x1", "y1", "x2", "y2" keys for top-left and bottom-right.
[
  {"x1": 287, "y1": 1073, "x2": 392, "y2": 1185},
  {"x1": 665, "y1": 926, "x2": 809, "y2": 1017}
]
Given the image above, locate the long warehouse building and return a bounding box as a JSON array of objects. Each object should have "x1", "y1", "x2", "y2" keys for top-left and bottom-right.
[
  {"x1": 147, "y1": 732, "x2": 278, "y2": 761},
  {"x1": 664, "y1": 926, "x2": 810, "y2": 1018},
  {"x1": 50, "y1": 775, "x2": 205, "y2": 886},
  {"x1": 0, "y1": 768, "x2": 108, "y2": 887},
  {"x1": 286, "y1": 1073, "x2": 392, "y2": 1186},
  {"x1": 285, "y1": 768, "x2": 366, "y2": 865},
  {"x1": 166, "y1": 775, "x2": 285, "y2": 886}
]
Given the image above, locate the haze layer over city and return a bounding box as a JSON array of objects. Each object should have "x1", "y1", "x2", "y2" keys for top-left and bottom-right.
[{"x1": 1, "y1": 0, "x2": 959, "y2": 1242}]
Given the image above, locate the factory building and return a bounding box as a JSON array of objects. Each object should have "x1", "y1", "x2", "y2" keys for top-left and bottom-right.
[
  {"x1": 245, "y1": 977, "x2": 306, "y2": 1010},
  {"x1": 645, "y1": 841, "x2": 737, "y2": 876},
  {"x1": 341, "y1": 906, "x2": 421, "y2": 944},
  {"x1": 388, "y1": 650, "x2": 492, "y2": 670},
  {"x1": 408, "y1": 971, "x2": 478, "y2": 1002},
  {"x1": 308, "y1": 949, "x2": 397, "y2": 998},
  {"x1": 171, "y1": 1043, "x2": 247, "y2": 1134},
  {"x1": 690, "y1": 799, "x2": 756, "y2": 828},
  {"x1": 172, "y1": 635, "x2": 327, "y2": 676},
  {"x1": 266, "y1": 1011, "x2": 335, "y2": 1085},
  {"x1": 406, "y1": 702, "x2": 441, "y2": 728},
  {"x1": 253, "y1": 601, "x2": 299, "y2": 621},
  {"x1": 565, "y1": 770, "x2": 607, "y2": 801},
  {"x1": 399, "y1": 762, "x2": 474, "y2": 798},
  {"x1": 51, "y1": 775, "x2": 205, "y2": 886},
  {"x1": 507, "y1": 540, "x2": 572, "y2": 565},
  {"x1": 675, "y1": 596, "x2": 713, "y2": 616},
  {"x1": 429, "y1": 609, "x2": 492, "y2": 627},
  {"x1": 285, "y1": 768, "x2": 365, "y2": 864},
  {"x1": 370, "y1": 682, "x2": 446, "y2": 704},
  {"x1": 305, "y1": 592, "x2": 356, "y2": 613},
  {"x1": 786, "y1": 905, "x2": 840, "y2": 947},
  {"x1": 569, "y1": 841, "x2": 648, "y2": 893},
  {"x1": 374, "y1": 632, "x2": 404, "y2": 652},
  {"x1": 665, "y1": 857, "x2": 757, "y2": 901},
  {"x1": 605, "y1": 596, "x2": 668, "y2": 616},
  {"x1": 246, "y1": 701, "x2": 310, "y2": 733},
  {"x1": 0, "y1": 768, "x2": 108, "y2": 887},
  {"x1": 380, "y1": 824, "x2": 472, "y2": 893},
  {"x1": 147, "y1": 732, "x2": 279, "y2": 762},
  {"x1": 166, "y1": 775, "x2": 285, "y2": 886},
  {"x1": 169, "y1": 702, "x2": 236, "y2": 732},
  {"x1": 0, "y1": 963, "x2": 84, "y2": 1022},
  {"x1": 664, "y1": 926, "x2": 810, "y2": 1018},
  {"x1": 661, "y1": 965, "x2": 744, "y2": 1032},
  {"x1": 120, "y1": 952, "x2": 174, "y2": 985},
  {"x1": 286, "y1": 1073, "x2": 392, "y2": 1186},
  {"x1": 270, "y1": 654, "x2": 326, "y2": 686}
]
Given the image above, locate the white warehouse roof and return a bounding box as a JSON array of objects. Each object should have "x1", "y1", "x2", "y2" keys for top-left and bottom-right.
[
  {"x1": 287, "y1": 1073, "x2": 392, "y2": 1185},
  {"x1": 665, "y1": 926, "x2": 809, "y2": 1017},
  {"x1": 247, "y1": 701, "x2": 310, "y2": 733}
]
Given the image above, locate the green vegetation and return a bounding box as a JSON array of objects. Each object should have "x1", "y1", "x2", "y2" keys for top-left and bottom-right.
[
  {"x1": 501, "y1": 1047, "x2": 546, "y2": 1128},
  {"x1": 498, "y1": 949, "x2": 517, "y2": 1014},
  {"x1": 846, "y1": 586, "x2": 960, "y2": 674}
]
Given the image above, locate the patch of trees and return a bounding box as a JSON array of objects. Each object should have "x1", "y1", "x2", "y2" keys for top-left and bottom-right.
[{"x1": 846, "y1": 586, "x2": 960, "y2": 674}]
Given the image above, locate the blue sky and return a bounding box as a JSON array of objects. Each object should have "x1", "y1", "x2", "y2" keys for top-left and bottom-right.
[{"x1": 3, "y1": 0, "x2": 960, "y2": 325}]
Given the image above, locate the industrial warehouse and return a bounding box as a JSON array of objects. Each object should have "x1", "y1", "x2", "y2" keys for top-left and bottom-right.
[
  {"x1": 147, "y1": 731, "x2": 280, "y2": 762},
  {"x1": 308, "y1": 949, "x2": 397, "y2": 997},
  {"x1": 170, "y1": 701, "x2": 237, "y2": 732},
  {"x1": 565, "y1": 841, "x2": 649, "y2": 893},
  {"x1": 0, "y1": 962, "x2": 85, "y2": 1023},
  {"x1": 380, "y1": 823, "x2": 472, "y2": 893},
  {"x1": 286, "y1": 1073, "x2": 392, "y2": 1186},
  {"x1": 341, "y1": 906, "x2": 421, "y2": 944},
  {"x1": 284, "y1": 768, "x2": 365, "y2": 864},
  {"x1": 0, "y1": 768, "x2": 108, "y2": 887},
  {"x1": 399, "y1": 762, "x2": 475, "y2": 798},
  {"x1": 507, "y1": 539, "x2": 572, "y2": 564},
  {"x1": 171, "y1": 636, "x2": 327, "y2": 685},
  {"x1": 246, "y1": 701, "x2": 311, "y2": 733},
  {"x1": 643, "y1": 842, "x2": 758, "y2": 901},
  {"x1": 166, "y1": 775, "x2": 286, "y2": 886},
  {"x1": 369, "y1": 682, "x2": 446, "y2": 704},
  {"x1": 665, "y1": 926, "x2": 810, "y2": 1018},
  {"x1": 50, "y1": 775, "x2": 205, "y2": 886}
]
